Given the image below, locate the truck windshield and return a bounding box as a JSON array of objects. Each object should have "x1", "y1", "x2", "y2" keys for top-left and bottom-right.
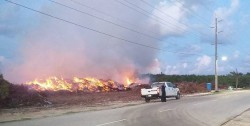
[{"x1": 151, "y1": 82, "x2": 164, "y2": 88}]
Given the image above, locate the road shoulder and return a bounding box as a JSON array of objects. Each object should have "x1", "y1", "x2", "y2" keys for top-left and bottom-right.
[
  {"x1": 0, "y1": 101, "x2": 144, "y2": 123},
  {"x1": 222, "y1": 108, "x2": 250, "y2": 126}
]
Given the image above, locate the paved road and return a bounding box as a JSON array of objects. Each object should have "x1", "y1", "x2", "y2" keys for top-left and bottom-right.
[{"x1": 1, "y1": 90, "x2": 250, "y2": 126}]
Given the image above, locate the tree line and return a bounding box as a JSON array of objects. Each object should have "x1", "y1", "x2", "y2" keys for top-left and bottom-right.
[{"x1": 140, "y1": 72, "x2": 250, "y2": 88}]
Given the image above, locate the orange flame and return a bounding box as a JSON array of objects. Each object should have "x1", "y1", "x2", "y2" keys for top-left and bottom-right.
[
  {"x1": 25, "y1": 76, "x2": 135, "y2": 92},
  {"x1": 26, "y1": 76, "x2": 118, "y2": 92},
  {"x1": 126, "y1": 78, "x2": 133, "y2": 86}
]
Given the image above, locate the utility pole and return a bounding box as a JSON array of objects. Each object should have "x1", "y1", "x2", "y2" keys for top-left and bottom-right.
[
  {"x1": 236, "y1": 68, "x2": 239, "y2": 89},
  {"x1": 212, "y1": 17, "x2": 222, "y2": 92},
  {"x1": 214, "y1": 17, "x2": 218, "y2": 92}
]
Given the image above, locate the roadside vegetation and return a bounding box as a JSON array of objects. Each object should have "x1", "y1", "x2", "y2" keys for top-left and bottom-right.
[
  {"x1": 0, "y1": 74, "x2": 47, "y2": 108},
  {"x1": 147, "y1": 72, "x2": 250, "y2": 89}
]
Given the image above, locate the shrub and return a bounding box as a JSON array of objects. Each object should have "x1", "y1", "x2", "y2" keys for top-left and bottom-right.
[{"x1": 0, "y1": 74, "x2": 10, "y2": 100}]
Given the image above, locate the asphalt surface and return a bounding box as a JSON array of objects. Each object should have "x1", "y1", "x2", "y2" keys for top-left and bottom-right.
[{"x1": 1, "y1": 90, "x2": 250, "y2": 126}]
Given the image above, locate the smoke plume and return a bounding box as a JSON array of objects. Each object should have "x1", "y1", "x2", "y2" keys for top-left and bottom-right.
[{"x1": 4, "y1": 0, "x2": 164, "y2": 83}]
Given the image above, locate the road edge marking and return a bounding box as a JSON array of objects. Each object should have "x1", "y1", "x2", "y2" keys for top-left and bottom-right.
[
  {"x1": 159, "y1": 109, "x2": 175, "y2": 113},
  {"x1": 96, "y1": 119, "x2": 127, "y2": 126}
]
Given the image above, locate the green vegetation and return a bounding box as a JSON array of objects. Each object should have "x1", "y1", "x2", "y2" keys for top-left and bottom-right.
[
  {"x1": 0, "y1": 74, "x2": 10, "y2": 99},
  {"x1": 0, "y1": 74, "x2": 47, "y2": 108},
  {"x1": 141, "y1": 72, "x2": 250, "y2": 88}
]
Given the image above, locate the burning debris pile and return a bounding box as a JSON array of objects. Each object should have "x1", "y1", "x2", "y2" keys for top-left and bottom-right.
[
  {"x1": 1, "y1": 74, "x2": 141, "y2": 108},
  {"x1": 25, "y1": 77, "x2": 132, "y2": 92}
]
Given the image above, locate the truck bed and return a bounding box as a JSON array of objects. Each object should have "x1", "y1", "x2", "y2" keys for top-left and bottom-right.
[{"x1": 141, "y1": 87, "x2": 160, "y2": 97}]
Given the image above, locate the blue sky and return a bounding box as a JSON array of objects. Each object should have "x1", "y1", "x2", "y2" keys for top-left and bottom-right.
[{"x1": 0, "y1": 0, "x2": 250, "y2": 82}]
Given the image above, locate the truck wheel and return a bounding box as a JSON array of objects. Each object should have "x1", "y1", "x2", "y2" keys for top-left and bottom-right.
[
  {"x1": 175, "y1": 92, "x2": 180, "y2": 100},
  {"x1": 145, "y1": 98, "x2": 150, "y2": 103}
]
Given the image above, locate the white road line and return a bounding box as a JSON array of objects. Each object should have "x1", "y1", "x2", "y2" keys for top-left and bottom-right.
[
  {"x1": 159, "y1": 109, "x2": 175, "y2": 113},
  {"x1": 193, "y1": 103, "x2": 203, "y2": 106},
  {"x1": 193, "y1": 100, "x2": 217, "y2": 106},
  {"x1": 95, "y1": 119, "x2": 127, "y2": 126}
]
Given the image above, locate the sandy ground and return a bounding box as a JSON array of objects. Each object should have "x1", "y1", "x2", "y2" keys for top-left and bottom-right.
[
  {"x1": 0, "y1": 101, "x2": 144, "y2": 123},
  {"x1": 223, "y1": 108, "x2": 250, "y2": 126}
]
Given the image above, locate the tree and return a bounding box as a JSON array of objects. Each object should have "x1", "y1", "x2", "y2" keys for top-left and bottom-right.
[
  {"x1": 229, "y1": 70, "x2": 243, "y2": 89},
  {"x1": 0, "y1": 74, "x2": 10, "y2": 100}
]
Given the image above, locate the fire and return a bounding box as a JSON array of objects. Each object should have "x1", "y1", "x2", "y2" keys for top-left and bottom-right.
[
  {"x1": 25, "y1": 76, "x2": 135, "y2": 92},
  {"x1": 126, "y1": 78, "x2": 134, "y2": 87},
  {"x1": 26, "y1": 77, "x2": 72, "y2": 91}
]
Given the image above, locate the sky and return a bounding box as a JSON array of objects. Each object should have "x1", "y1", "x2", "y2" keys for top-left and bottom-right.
[{"x1": 0, "y1": 0, "x2": 250, "y2": 83}]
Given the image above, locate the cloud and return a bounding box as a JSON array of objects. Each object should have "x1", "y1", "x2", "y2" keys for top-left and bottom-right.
[
  {"x1": 240, "y1": 14, "x2": 250, "y2": 25},
  {"x1": 164, "y1": 65, "x2": 180, "y2": 75},
  {"x1": 180, "y1": 0, "x2": 213, "y2": 7},
  {"x1": 0, "y1": 1, "x2": 43, "y2": 38},
  {"x1": 150, "y1": 0, "x2": 188, "y2": 36},
  {"x1": 190, "y1": 55, "x2": 212, "y2": 74},
  {"x1": 176, "y1": 44, "x2": 202, "y2": 58},
  {"x1": 0, "y1": 4, "x2": 19, "y2": 37},
  {"x1": 215, "y1": 0, "x2": 239, "y2": 19},
  {"x1": 214, "y1": 0, "x2": 240, "y2": 44},
  {"x1": 244, "y1": 55, "x2": 250, "y2": 66},
  {"x1": 200, "y1": 0, "x2": 240, "y2": 45},
  {"x1": 0, "y1": 56, "x2": 4, "y2": 73},
  {"x1": 182, "y1": 62, "x2": 188, "y2": 69},
  {"x1": 0, "y1": 56, "x2": 4, "y2": 62},
  {"x1": 162, "y1": 62, "x2": 189, "y2": 75},
  {"x1": 145, "y1": 58, "x2": 191, "y2": 75},
  {"x1": 196, "y1": 55, "x2": 212, "y2": 67},
  {"x1": 145, "y1": 58, "x2": 161, "y2": 74},
  {"x1": 145, "y1": 58, "x2": 189, "y2": 75},
  {"x1": 233, "y1": 50, "x2": 240, "y2": 59}
]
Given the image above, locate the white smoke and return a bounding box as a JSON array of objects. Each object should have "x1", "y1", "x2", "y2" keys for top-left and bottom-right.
[{"x1": 3, "y1": 0, "x2": 201, "y2": 83}]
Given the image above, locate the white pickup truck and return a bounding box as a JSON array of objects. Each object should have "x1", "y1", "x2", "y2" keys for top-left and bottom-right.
[{"x1": 141, "y1": 82, "x2": 180, "y2": 102}]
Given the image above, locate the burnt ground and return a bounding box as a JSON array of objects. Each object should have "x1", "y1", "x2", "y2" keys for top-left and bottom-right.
[
  {"x1": 0, "y1": 84, "x2": 147, "y2": 109},
  {"x1": 45, "y1": 90, "x2": 142, "y2": 107}
]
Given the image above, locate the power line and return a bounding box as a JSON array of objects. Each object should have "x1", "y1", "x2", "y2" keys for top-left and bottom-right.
[
  {"x1": 174, "y1": 0, "x2": 211, "y2": 26},
  {"x1": 4, "y1": 0, "x2": 203, "y2": 56},
  {"x1": 70, "y1": 0, "x2": 159, "y2": 35},
  {"x1": 140, "y1": 0, "x2": 198, "y2": 31},
  {"x1": 114, "y1": 0, "x2": 178, "y2": 32},
  {"x1": 121, "y1": 0, "x2": 187, "y2": 31},
  {"x1": 166, "y1": 0, "x2": 214, "y2": 37},
  {"x1": 69, "y1": 0, "x2": 185, "y2": 50},
  {"x1": 48, "y1": 0, "x2": 162, "y2": 41},
  {"x1": 114, "y1": 0, "x2": 188, "y2": 34},
  {"x1": 139, "y1": 0, "x2": 210, "y2": 37},
  {"x1": 200, "y1": 2, "x2": 215, "y2": 15},
  {"x1": 115, "y1": 0, "x2": 203, "y2": 40}
]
